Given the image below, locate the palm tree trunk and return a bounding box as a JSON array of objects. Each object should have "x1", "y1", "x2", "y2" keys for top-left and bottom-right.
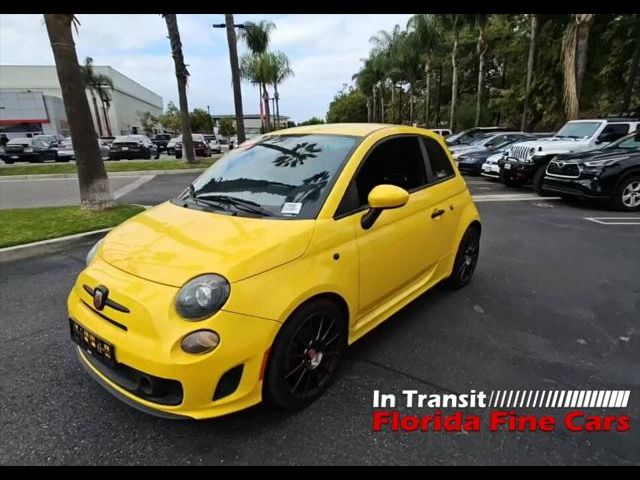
[
  {"x1": 380, "y1": 86, "x2": 385, "y2": 122},
  {"x1": 90, "y1": 92, "x2": 104, "y2": 137},
  {"x1": 449, "y1": 31, "x2": 459, "y2": 131},
  {"x1": 44, "y1": 14, "x2": 114, "y2": 210},
  {"x1": 391, "y1": 85, "x2": 396, "y2": 124},
  {"x1": 262, "y1": 83, "x2": 272, "y2": 131},
  {"x1": 225, "y1": 14, "x2": 246, "y2": 144},
  {"x1": 575, "y1": 14, "x2": 594, "y2": 99},
  {"x1": 164, "y1": 14, "x2": 195, "y2": 163},
  {"x1": 101, "y1": 100, "x2": 112, "y2": 137},
  {"x1": 622, "y1": 28, "x2": 640, "y2": 112},
  {"x1": 409, "y1": 90, "x2": 414, "y2": 124},
  {"x1": 475, "y1": 27, "x2": 488, "y2": 127},
  {"x1": 521, "y1": 14, "x2": 539, "y2": 131},
  {"x1": 436, "y1": 66, "x2": 442, "y2": 126},
  {"x1": 424, "y1": 60, "x2": 431, "y2": 126},
  {"x1": 372, "y1": 85, "x2": 378, "y2": 123},
  {"x1": 274, "y1": 85, "x2": 281, "y2": 128}
]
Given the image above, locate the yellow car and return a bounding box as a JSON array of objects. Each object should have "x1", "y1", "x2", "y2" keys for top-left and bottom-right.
[{"x1": 68, "y1": 123, "x2": 481, "y2": 419}]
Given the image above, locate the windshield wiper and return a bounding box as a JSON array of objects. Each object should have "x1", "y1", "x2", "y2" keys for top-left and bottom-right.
[{"x1": 194, "y1": 193, "x2": 273, "y2": 217}]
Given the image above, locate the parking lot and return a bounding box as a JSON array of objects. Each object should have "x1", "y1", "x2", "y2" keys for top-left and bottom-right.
[{"x1": 1, "y1": 173, "x2": 638, "y2": 465}]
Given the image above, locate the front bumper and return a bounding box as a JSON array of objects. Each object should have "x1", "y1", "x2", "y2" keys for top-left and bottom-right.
[
  {"x1": 541, "y1": 175, "x2": 608, "y2": 199},
  {"x1": 68, "y1": 256, "x2": 280, "y2": 419},
  {"x1": 502, "y1": 160, "x2": 535, "y2": 182}
]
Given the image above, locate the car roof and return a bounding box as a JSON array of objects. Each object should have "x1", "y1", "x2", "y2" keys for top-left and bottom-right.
[
  {"x1": 8, "y1": 137, "x2": 32, "y2": 143},
  {"x1": 270, "y1": 123, "x2": 394, "y2": 137}
]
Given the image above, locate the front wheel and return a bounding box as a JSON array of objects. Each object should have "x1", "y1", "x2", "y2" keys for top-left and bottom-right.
[
  {"x1": 611, "y1": 175, "x2": 640, "y2": 212},
  {"x1": 264, "y1": 299, "x2": 347, "y2": 412},
  {"x1": 445, "y1": 226, "x2": 480, "y2": 289},
  {"x1": 175, "y1": 152, "x2": 182, "y2": 160},
  {"x1": 500, "y1": 169, "x2": 518, "y2": 187},
  {"x1": 533, "y1": 166, "x2": 550, "y2": 196}
]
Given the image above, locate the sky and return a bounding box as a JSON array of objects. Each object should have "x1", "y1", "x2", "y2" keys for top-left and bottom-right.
[{"x1": 0, "y1": 14, "x2": 414, "y2": 123}]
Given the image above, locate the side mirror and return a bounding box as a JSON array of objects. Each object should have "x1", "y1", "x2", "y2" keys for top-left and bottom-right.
[{"x1": 361, "y1": 184, "x2": 409, "y2": 230}]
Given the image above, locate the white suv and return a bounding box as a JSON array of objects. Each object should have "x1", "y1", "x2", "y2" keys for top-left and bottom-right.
[{"x1": 501, "y1": 118, "x2": 640, "y2": 192}]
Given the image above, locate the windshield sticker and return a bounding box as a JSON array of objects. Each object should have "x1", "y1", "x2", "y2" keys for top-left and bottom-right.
[{"x1": 281, "y1": 202, "x2": 303, "y2": 215}]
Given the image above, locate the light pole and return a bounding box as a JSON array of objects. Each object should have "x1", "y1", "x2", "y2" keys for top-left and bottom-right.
[
  {"x1": 213, "y1": 17, "x2": 246, "y2": 144},
  {"x1": 207, "y1": 104, "x2": 213, "y2": 133}
]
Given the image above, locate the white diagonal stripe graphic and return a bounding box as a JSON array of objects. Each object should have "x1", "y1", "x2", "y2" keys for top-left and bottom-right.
[
  {"x1": 584, "y1": 391, "x2": 592, "y2": 407},
  {"x1": 545, "y1": 391, "x2": 552, "y2": 408},
  {"x1": 506, "y1": 390, "x2": 514, "y2": 408},
  {"x1": 552, "y1": 391, "x2": 560, "y2": 408},
  {"x1": 577, "y1": 391, "x2": 586, "y2": 407},
  {"x1": 564, "y1": 391, "x2": 573, "y2": 408},
  {"x1": 589, "y1": 391, "x2": 597, "y2": 408},
  {"x1": 621, "y1": 391, "x2": 630, "y2": 408},
  {"x1": 525, "y1": 390, "x2": 532, "y2": 408},
  {"x1": 603, "y1": 390, "x2": 612, "y2": 407},
  {"x1": 488, "y1": 390, "x2": 495, "y2": 408},
  {"x1": 557, "y1": 390, "x2": 566, "y2": 407},
  {"x1": 596, "y1": 390, "x2": 605, "y2": 408},
  {"x1": 609, "y1": 391, "x2": 619, "y2": 407},
  {"x1": 531, "y1": 390, "x2": 539, "y2": 408},
  {"x1": 513, "y1": 390, "x2": 520, "y2": 408},
  {"x1": 615, "y1": 391, "x2": 625, "y2": 407},
  {"x1": 500, "y1": 390, "x2": 507, "y2": 408}
]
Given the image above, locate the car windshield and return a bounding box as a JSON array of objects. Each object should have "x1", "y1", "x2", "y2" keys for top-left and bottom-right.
[
  {"x1": 182, "y1": 134, "x2": 359, "y2": 219},
  {"x1": 555, "y1": 121, "x2": 602, "y2": 139},
  {"x1": 470, "y1": 134, "x2": 495, "y2": 146},
  {"x1": 114, "y1": 135, "x2": 145, "y2": 143},
  {"x1": 605, "y1": 133, "x2": 640, "y2": 150},
  {"x1": 489, "y1": 138, "x2": 522, "y2": 151}
]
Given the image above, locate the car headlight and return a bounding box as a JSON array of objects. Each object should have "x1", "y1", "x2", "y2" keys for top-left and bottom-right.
[
  {"x1": 175, "y1": 274, "x2": 230, "y2": 320},
  {"x1": 584, "y1": 159, "x2": 617, "y2": 168},
  {"x1": 85, "y1": 239, "x2": 103, "y2": 266}
]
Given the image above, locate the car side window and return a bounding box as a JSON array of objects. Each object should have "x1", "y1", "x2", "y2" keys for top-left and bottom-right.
[
  {"x1": 336, "y1": 136, "x2": 427, "y2": 216},
  {"x1": 421, "y1": 136, "x2": 455, "y2": 182},
  {"x1": 599, "y1": 124, "x2": 630, "y2": 141}
]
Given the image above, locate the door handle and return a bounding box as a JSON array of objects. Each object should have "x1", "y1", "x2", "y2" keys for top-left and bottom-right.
[{"x1": 431, "y1": 208, "x2": 445, "y2": 219}]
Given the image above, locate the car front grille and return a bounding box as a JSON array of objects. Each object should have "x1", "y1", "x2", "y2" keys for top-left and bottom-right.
[
  {"x1": 546, "y1": 161, "x2": 580, "y2": 178},
  {"x1": 5, "y1": 146, "x2": 25, "y2": 153},
  {"x1": 510, "y1": 146, "x2": 530, "y2": 161}
]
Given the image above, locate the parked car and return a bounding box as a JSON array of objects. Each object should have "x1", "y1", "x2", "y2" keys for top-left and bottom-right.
[
  {"x1": 100, "y1": 136, "x2": 116, "y2": 146},
  {"x1": 500, "y1": 118, "x2": 640, "y2": 192},
  {"x1": 203, "y1": 134, "x2": 222, "y2": 154},
  {"x1": 174, "y1": 133, "x2": 211, "y2": 159},
  {"x1": 56, "y1": 137, "x2": 111, "y2": 162},
  {"x1": 456, "y1": 134, "x2": 538, "y2": 175},
  {"x1": 0, "y1": 137, "x2": 59, "y2": 163},
  {"x1": 167, "y1": 137, "x2": 178, "y2": 156},
  {"x1": 541, "y1": 132, "x2": 640, "y2": 211},
  {"x1": 151, "y1": 133, "x2": 172, "y2": 152},
  {"x1": 69, "y1": 124, "x2": 481, "y2": 419},
  {"x1": 446, "y1": 126, "x2": 512, "y2": 146},
  {"x1": 428, "y1": 128, "x2": 452, "y2": 138},
  {"x1": 449, "y1": 132, "x2": 525, "y2": 160},
  {"x1": 109, "y1": 134, "x2": 159, "y2": 160}
]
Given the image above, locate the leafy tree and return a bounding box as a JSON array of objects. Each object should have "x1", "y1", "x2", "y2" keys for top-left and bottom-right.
[
  {"x1": 298, "y1": 117, "x2": 325, "y2": 126},
  {"x1": 327, "y1": 86, "x2": 368, "y2": 123},
  {"x1": 81, "y1": 57, "x2": 114, "y2": 137},
  {"x1": 219, "y1": 117, "x2": 236, "y2": 137},
  {"x1": 138, "y1": 111, "x2": 159, "y2": 135},
  {"x1": 158, "y1": 101, "x2": 182, "y2": 132},
  {"x1": 190, "y1": 108, "x2": 212, "y2": 133}
]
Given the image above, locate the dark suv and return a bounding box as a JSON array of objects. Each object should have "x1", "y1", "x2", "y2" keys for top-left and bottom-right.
[
  {"x1": 151, "y1": 133, "x2": 172, "y2": 152},
  {"x1": 541, "y1": 132, "x2": 640, "y2": 211}
]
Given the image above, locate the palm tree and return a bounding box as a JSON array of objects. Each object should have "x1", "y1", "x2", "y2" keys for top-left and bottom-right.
[
  {"x1": 439, "y1": 15, "x2": 462, "y2": 131},
  {"x1": 408, "y1": 14, "x2": 439, "y2": 125},
  {"x1": 81, "y1": 57, "x2": 114, "y2": 137},
  {"x1": 474, "y1": 14, "x2": 491, "y2": 127},
  {"x1": 224, "y1": 14, "x2": 246, "y2": 144},
  {"x1": 162, "y1": 14, "x2": 195, "y2": 162},
  {"x1": 240, "y1": 52, "x2": 276, "y2": 131},
  {"x1": 622, "y1": 21, "x2": 640, "y2": 112},
  {"x1": 239, "y1": 21, "x2": 276, "y2": 131},
  {"x1": 562, "y1": 14, "x2": 595, "y2": 119},
  {"x1": 270, "y1": 51, "x2": 294, "y2": 129},
  {"x1": 44, "y1": 14, "x2": 115, "y2": 210},
  {"x1": 521, "y1": 14, "x2": 541, "y2": 130}
]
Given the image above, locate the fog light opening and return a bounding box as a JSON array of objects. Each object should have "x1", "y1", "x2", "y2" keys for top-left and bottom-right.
[{"x1": 181, "y1": 330, "x2": 220, "y2": 354}]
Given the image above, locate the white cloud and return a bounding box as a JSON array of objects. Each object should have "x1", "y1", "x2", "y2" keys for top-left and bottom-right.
[{"x1": 0, "y1": 13, "x2": 413, "y2": 122}]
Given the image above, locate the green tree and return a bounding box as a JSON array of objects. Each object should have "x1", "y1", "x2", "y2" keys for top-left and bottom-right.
[
  {"x1": 269, "y1": 51, "x2": 294, "y2": 128},
  {"x1": 298, "y1": 117, "x2": 325, "y2": 126},
  {"x1": 138, "y1": 111, "x2": 159, "y2": 135},
  {"x1": 219, "y1": 117, "x2": 236, "y2": 137},
  {"x1": 190, "y1": 108, "x2": 212, "y2": 132},
  {"x1": 81, "y1": 57, "x2": 114, "y2": 137},
  {"x1": 44, "y1": 14, "x2": 115, "y2": 210},
  {"x1": 327, "y1": 86, "x2": 368, "y2": 123},
  {"x1": 224, "y1": 14, "x2": 246, "y2": 144},
  {"x1": 158, "y1": 101, "x2": 182, "y2": 132}
]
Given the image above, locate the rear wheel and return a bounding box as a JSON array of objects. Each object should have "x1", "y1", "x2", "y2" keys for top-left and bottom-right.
[
  {"x1": 611, "y1": 175, "x2": 640, "y2": 212},
  {"x1": 445, "y1": 226, "x2": 480, "y2": 289},
  {"x1": 264, "y1": 299, "x2": 347, "y2": 411},
  {"x1": 175, "y1": 152, "x2": 182, "y2": 159}
]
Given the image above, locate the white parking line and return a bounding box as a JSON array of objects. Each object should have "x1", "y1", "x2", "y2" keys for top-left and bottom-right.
[
  {"x1": 113, "y1": 174, "x2": 156, "y2": 199},
  {"x1": 584, "y1": 217, "x2": 640, "y2": 225},
  {"x1": 472, "y1": 193, "x2": 561, "y2": 202},
  {"x1": 0, "y1": 175, "x2": 142, "y2": 182}
]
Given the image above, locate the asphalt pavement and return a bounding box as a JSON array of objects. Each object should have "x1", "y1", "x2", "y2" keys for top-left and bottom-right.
[{"x1": 1, "y1": 174, "x2": 639, "y2": 465}]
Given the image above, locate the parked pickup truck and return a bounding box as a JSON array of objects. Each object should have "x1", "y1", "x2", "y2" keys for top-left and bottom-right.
[{"x1": 500, "y1": 118, "x2": 640, "y2": 193}]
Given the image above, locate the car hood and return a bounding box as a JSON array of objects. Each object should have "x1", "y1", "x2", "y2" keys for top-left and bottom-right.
[
  {"x1": 450, "y1": 145, "x2": 487, "y2": 154},
  {"x1": 98, "y1": 201, "x2": 316, "y2": 287},
  {"x1": 509, "y1": 137, "x2": 591, "y2": 151},
  {"x1": 553, "y1": 148, "x2": 628, "y2": 162}
]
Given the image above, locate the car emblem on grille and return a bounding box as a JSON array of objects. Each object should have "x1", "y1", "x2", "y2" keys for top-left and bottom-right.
[
  {"x1": 557, "y1": 161, "x2": 565, "y2": 167},
  {"x1": 93, "y1": 285, "x2": 109, "y2": 310}
]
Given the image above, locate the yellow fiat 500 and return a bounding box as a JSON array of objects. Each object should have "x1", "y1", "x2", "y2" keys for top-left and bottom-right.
[{"x1": 68, "y1": 123, "x2": 481, "y2": 419}]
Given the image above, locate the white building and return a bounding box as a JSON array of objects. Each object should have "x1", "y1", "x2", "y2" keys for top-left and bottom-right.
[
  {"x1": 212, "y1": 113, "x2": 291, "y2": 139},
  {"x1": 0, "y1": 65, "x2": 162, "y2": 138}
]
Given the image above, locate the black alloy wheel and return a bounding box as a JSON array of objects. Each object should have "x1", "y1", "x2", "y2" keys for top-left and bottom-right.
[
  {"x1": 264, "y1": 299, "x2": 347, "y2": 411},
  {"x1": 446, "y1": 226, "x2": 480, "y2": 289}
]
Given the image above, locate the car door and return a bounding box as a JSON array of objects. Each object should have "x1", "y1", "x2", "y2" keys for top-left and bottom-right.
[
  {"x1": 418, "y1": 135, "x2": 466, "y2": 262},
  {"x1": 336, "y1": 135, "x2": 444, "y2": 320}
]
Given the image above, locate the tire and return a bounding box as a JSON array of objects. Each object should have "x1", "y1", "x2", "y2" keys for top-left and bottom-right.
[
  {"x1": 175, "y1": 152, "x2": 182, "y2": 160},
  {"x1": 3, "y1": 159, "x2": 14, "y2": 165},
  {"x1": 264, "y1": 299, "x2": 347, "y2": 411},
  {"x1": 611, "y1": 175, "x2": 640, "y2": 212},
  {"x1": 499, "y1": 168, "x2": 518, "y2": 187},
  {"x1": 445, "y1": 226, "x2": 481, "y2": 289},
  {"x1": 532, "y1": 166, "x2": 549, "y2": 196},
  {"x1": 143, "y1": 150, "x2": 151, "y2": 160}
]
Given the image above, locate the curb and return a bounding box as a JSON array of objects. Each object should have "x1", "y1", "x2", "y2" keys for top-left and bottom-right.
[
  {"x1": 0, "y1": 168, "x2": 207, "y2": 180},
  {"x1": 0, "y1": 228, "x2": 113, "y2": 263}
]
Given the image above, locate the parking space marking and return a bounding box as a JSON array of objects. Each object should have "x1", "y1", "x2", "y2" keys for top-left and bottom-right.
[
  {"x1": 473, "y1": 193, "x2": 561, "y2": 202},
  {"x1": 0, "y1": 175, "x2": 142, "y2": 182},
  {"x1": 584, "y1": 217, "x2": 640, "y2": 225},
  {"x1": 113, "y1": 174, "x2": 156, "y2": 199}
]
